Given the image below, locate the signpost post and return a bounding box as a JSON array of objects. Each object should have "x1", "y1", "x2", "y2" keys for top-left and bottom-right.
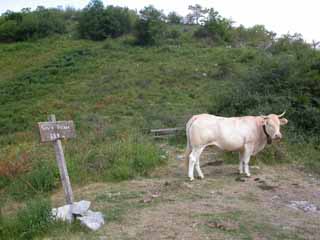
[{"x1": 38, "y1": 114, "x2": 76, "y2": 205}]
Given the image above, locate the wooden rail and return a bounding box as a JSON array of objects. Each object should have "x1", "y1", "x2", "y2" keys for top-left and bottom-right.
[{"x1": 150, "y1": 127, "x2": 184, "y2": 138}]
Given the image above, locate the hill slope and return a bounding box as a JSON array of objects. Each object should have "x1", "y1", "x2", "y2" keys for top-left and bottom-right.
[{"x1": 1, "y1": 32, "x2": 320, "y2": 239}]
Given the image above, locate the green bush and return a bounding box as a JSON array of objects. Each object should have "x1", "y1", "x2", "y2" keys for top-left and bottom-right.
[
  {"x1": 0, "y1": 8, "x2": 66, "y2": 42},
  {"x1": 134, "y1": 5, "x2": 167, "y2": 46},
  {"x1": 194, "y1": 8, "x2": 233, "y2": 45},
  {"x1": 78, "y1": 0, "x2": 137, "y2": 40},
  {"x1": 167, "y1": 11, "x2": 183, "y2": 24},
  {"x1": 231, "y1": 25, "x2": 275, "y2": 48}
]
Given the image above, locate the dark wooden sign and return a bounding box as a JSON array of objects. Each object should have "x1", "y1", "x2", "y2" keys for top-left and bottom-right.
[{"x1": 38, "y1": 121, "x2": 76, "y2": 142}]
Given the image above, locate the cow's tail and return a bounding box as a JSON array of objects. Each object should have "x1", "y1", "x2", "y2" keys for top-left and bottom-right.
[{"x1": 184, "y1": 116, "x2": 197, "y2": 171}]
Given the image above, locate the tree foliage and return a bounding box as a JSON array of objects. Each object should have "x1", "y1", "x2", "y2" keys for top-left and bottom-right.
[
  {"x1": 232, "y1": 25, "x2": 276, "y2": 48},
  {"x1": 0, "y1": 7, "x2": 66, "y2": 42},
  {"x1": 78, "y1": 0, "x2": 136, "y2": 40},
  {"x1": 186, "y1": 4, "x2": 208, "y2": 24},
  {"x1": 194, "y1": 8, "x2": 233, "y2": 44},
  {"x1": 167, "y1": 11, "x2": 183, "y2": 24},
  {"x1": 134, "y1": 5, "x2": 167, "y2": 46}
]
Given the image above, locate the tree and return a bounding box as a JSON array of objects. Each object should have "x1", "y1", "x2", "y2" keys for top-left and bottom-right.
[
  {"x1": 194, "y1": 8, "x2": 233, "y2": 44},
  {"x1": 187, "y1": 4, "x2": 208, "y2": 24},
  {"x1": 78, "y1": 0, "x2": 106, "y2": 40},
  {"x1": 134, "y1": 5, "x2": 167, "y2": 46},
  {"x1": 167, "y1": 11, "x2": 182, "y2": 24},
  {"x1": 232, "y1": 24, "x2": 275, "y2": 48},
  {"x1": 103, "y1": 6, "x2": 136, "y2": 38},
  {"x1": 0, "y1": 7, "x2": 65, "y2": 42},
  {"x1": 78, "y1": 0, "x2": 137, "y2": 40}
]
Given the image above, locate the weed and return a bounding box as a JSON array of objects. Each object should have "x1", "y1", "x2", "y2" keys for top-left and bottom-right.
[{"x1": 0, "y1": 197, "x2": 52, "y2": 239}]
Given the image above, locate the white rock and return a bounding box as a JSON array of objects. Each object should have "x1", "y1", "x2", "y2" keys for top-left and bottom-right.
[
  {"x1": 78, "y1": 210, "x2": 105, "y2": 231},
  {"x1": 51, "y1": 204, "x2": 73, "y2": 222},
  {"x1": 52, "y1": 200, "x2": 105, "y2": 230},
  {"x1": 288, "y1": 201, "x2": 319, "y2": 213},
  {"x1": 72, "y1": 200, "x2": 91, "y2": 215}
]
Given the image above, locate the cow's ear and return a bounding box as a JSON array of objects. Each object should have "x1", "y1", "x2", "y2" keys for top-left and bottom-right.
[{"x1": 280, "y1": 118, "x2": 288, "y2": 125}]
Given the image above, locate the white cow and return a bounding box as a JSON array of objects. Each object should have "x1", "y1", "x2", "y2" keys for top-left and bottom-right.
[{"x1": 185, "y1": 112, "x2": 288, "y2": 181}]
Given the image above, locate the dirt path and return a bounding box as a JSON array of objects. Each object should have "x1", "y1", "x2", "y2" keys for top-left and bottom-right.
[{"x1": 49, "y1": 146, "x2": 320, "y2": 240}]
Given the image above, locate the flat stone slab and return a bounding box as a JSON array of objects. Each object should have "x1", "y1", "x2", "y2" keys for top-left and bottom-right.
[
  {"x1": 52, "y1": 204, "x2": 73, "y2": 222},
  {"x1": 52, "y1": 200, "x2": 105, "y2": 230},
  {"x1": 78, "y1": 210, "x2": 105, "y2": 231},
  {"x1": 72, "y1": 200, "x2": 91, "y2": 215}
]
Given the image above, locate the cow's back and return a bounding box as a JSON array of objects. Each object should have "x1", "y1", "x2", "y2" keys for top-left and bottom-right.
[{"x1": 188, "y1": 114, "x2": 260, "y2": 151}]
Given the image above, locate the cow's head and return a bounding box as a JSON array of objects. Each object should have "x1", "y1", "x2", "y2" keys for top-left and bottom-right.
[{"x1": 262, "y1": 111, "x2": 288, "y2": 140}]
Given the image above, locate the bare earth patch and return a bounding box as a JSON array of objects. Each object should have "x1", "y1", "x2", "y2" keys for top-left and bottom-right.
[{"x1": 47, "y1": 146, "x2": 320, "y2": 240}]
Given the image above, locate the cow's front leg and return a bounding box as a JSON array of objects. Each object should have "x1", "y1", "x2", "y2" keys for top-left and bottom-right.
[
  {"x1": 240, "y1": 148, "x2": 251, "y2": 177},
  {"x1": 239, "y1": 152, "x2": 244, "y2": 175},
  {"x1": 244, "y1": 158, "x2": 251, "y2": 177}
]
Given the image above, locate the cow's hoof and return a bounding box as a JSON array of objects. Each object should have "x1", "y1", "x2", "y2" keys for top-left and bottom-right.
[
  {"x1": 245, "y1": 174, "x2": 251, "y2": 178},
  {"x1": 195, "y1": 175, "x2": 204, "y2": 180},
  {"x1": 189, "y1": 177, "x2": 194, "y2": 182},
  {"x1": 235, "y1": 176, "x2": 246, "y2": 182}
]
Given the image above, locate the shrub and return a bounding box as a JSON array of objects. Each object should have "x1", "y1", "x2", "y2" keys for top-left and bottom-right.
[
  {"x1": 0, "y1": 8, "x2": 66, "y2": 42},
  {"x1": 77, "y1": 0, "x2": 106, "y2": 40},
  {"x1": 232, "y1": 25, "x2": 276, "y2": 48},
  {"x1": 103, "y1": 6, "x2": 137, "y2": 38},
  {"x1": 194, "y1": 8, "x2": 233, "y2": 44},
  {"x1": 134, "y1": 5, "x2": 167, "y2": 46},
  {"x1": 167, "y1": 11, "x2": 183, "y2": 24},
  {"x1": 78, "y1": 0, "x2": 137, "y2": 40}
]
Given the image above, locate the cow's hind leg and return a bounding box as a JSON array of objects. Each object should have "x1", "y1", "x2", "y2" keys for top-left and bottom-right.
[
  {"x1": 195, "y1": 146, "x2": 205, "y2": 179},
  {"x1": 188, "y1": 147, "x2": 202, "y2": 181},
  {"x1": 188, "y1": 149, "x2": 196, "y2": 181}
]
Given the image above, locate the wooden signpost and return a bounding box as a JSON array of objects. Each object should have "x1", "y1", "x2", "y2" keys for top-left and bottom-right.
[{"x1": 38, "y1": 114, "x2": 76, "y2": 205}]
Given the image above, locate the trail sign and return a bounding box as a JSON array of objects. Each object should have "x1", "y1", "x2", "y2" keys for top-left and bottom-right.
[
  {"x1": 38, "y1": 121, "x2": 76, "y2": 142},
  {"x1": 38, "y1": 115, "x2": 75, "y2": 206}
]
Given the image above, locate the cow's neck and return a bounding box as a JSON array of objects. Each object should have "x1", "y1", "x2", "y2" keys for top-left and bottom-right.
[{"x1": 262, "y1": 125, "x2": 272, "y2": 144}]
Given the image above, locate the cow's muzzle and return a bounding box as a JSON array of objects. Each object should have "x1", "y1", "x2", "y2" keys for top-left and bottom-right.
[{"x1": 274, "y1": 133, "x2": 282, "y2": 140}]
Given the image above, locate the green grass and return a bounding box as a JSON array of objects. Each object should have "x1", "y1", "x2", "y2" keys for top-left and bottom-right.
[{"x1": 0, "y1": 197, "x2": 53, "y2": 240}]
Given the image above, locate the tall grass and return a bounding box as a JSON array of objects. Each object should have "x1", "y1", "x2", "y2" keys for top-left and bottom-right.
[
  {"x1": 0, "y1": 197, "x2": 52, "y2": 239},
  {"x1": 83, "y1": 132, "x2": 166, "y2": 181}
]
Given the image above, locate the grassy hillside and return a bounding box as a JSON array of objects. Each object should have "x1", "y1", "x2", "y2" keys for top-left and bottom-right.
[{"x1": 0, "y1": 24, "x2": 319, "y2": 238}]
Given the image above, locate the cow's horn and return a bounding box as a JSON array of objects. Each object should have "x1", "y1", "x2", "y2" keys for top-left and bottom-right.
[{"x1": 278, "y1": 111, "x2": 286, "y2": 118}]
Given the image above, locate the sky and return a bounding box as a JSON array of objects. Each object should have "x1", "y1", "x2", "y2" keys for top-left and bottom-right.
[{"x1": 0, "y1": 0, "x2": 319, "y2": 43}]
